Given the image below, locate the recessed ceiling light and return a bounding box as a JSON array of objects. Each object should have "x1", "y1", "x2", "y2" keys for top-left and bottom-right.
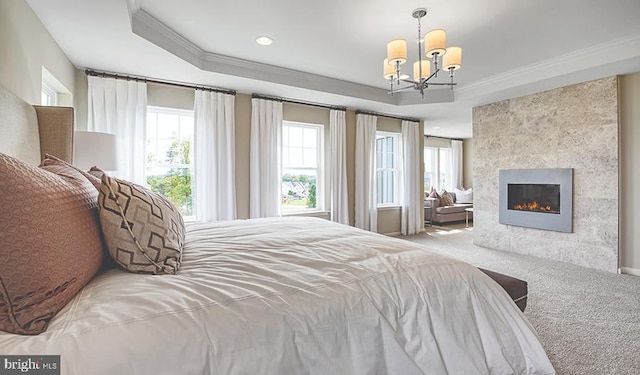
[
  {"x1": 432, "y1": 126, "x2": 441, "y2": 129},
  {"x1": 256, "y1": 36, "x2": 273, "y2": 46}
]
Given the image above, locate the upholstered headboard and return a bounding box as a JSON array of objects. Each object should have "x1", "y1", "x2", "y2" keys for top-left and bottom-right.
[{"x1": 0, "y1": 84, "x2": 74, "y2": 165}]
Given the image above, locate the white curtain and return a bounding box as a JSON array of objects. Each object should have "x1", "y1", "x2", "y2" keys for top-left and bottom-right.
[
  {"x1": 355, "y1": 113, "x2": 377, "y2": 232},
  {"x1": 401, "y1": 120, "x2": 422, "y2": 235},
  {"x1": 87, "y1": 75, "x2": 147, "y2": 184},
  {"x1": 250, "y1": 98, "x2": 283, "y2": 218},
  {"x1": 194, "y1": 90, "x2": 236, "y2": 221},
  {"x1": 451, "y1": 139, "x2": 463, "y2": 189},
  {"x1": 329, "y1": 109, "x2": 349, "y2": 225}
]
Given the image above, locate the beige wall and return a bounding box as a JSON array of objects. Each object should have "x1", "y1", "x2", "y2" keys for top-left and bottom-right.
[
  {"x1": 234, "y1": 94, "x2": 252, "y2": 219},
  {"x1": 619, "y1": 72, "x2": 640, "y2": 274},
  {"x1": 0, "y1": 0, "x2": 76, "y2": 106},
  {"x1": 148, "y1": 83, "x2": 195, "y2": 110},
  {"x1": 473, "y1": 76, "x2": 619, "y2": 273},
  {"x1": 229, "y1": 96, "x2": 421, "y2": 234}
]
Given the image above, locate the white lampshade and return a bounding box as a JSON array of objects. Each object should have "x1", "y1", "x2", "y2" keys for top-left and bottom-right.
[
  {"x1": 74, "y1": 131, "x2": 118, "y2": 171},
  {"x1": 383, "y1": 58, "x2": 397, "y2": 80},
  {"x1": 425, "y1": 29, "x2": 447, "y2": 58},
  {"x1": 387, "y1": 39, "x2": 407, "y2": 65},
  {"x1": 413, "y1": 60, "x2": 431, "y2": 81},
  {"x1": 443, "y1": 46, "x2": 462, "y2": 70}
]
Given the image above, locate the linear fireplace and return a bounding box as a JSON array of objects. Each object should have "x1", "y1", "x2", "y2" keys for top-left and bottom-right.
[{"x1": 499, "y1": 169, "x2": 573, "y2": 233}]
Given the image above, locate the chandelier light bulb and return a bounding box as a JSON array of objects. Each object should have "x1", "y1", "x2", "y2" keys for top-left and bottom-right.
[
  {"x1": 413, "y1": 60, "x2": 431, "y2": 82},
  {"x1": 443, "y1": 46, "x2": 462, "y2": 70},
  {"x1": 383, "y1": 58, "x2": 396, "y2": 80},
  {"x1": 425, "y1": 29, "x2": 447, "y2": 58},
  {"x1": 386, "y1": 39, "x2": 408, "y2": 65}
]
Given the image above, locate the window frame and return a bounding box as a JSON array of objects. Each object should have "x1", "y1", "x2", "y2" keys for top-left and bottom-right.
[
  {"x1": 145, "y1": 106, "x2": 196, "y2": 221},
  {"x1": 41, "y1": 81, "x2": 58, "y2": 106},
  {"x1": 281, "y1": 120, "x2": 325, "y2": 215},
  {"x1": 424, "y1": 146, "x2": 453, "y2": 192},
  {"x1": 375, "y1": 131, "x2": 400, "y2": 207}
]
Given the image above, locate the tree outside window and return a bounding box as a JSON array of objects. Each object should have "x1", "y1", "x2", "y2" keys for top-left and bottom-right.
[{"x1": 145, "y1": 107, "x2": 195, "y2": 219}]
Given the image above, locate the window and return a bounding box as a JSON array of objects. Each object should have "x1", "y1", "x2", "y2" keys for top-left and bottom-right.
[
  {"x1": 145, "y1": 106, "x2": 195, "y2": 220},
  {"x1": 439, "y1": 148, "x2": 452, "y2": 191},
  {"x1": 376, "y1": 132, "x2": 400, "y2": 206},
  {"x1": 424, "y1": 146, "x2": 452, "y2": 193},
  {"x1": 424, "y1": 147, "x2": 436, "y2": 192},
  {"x1": 281, "y1": 121, "x2": 323, "y2": 214},
  {"x1": 41, "y1": 81, "x2": 58, "y2": 106},
  {"x1": 41, "y1": 67, "x2": 72, "y2": 106}
]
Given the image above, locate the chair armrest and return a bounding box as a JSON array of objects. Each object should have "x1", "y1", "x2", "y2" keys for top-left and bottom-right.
[
  {"x1": 424, "y1": 198, "x2": 439, "y2": 224},
  {"x1": 424, "y1": 197, "x2": 439, "y2": 208}
]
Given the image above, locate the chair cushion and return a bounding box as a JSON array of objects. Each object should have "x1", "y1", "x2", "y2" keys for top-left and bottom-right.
[{"x1": 435, "y1": 204, "x2": 472, "y2": 214}]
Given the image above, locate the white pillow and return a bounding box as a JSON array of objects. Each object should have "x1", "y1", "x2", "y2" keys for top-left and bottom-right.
[{"x1": 455, "y1": 188, "x2": 473, "y2": 204}]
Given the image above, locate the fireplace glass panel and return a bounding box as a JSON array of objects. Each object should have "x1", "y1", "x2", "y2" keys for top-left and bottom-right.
[{"x1": 507, "y1": 184, "x2": 560, "y2": 214}]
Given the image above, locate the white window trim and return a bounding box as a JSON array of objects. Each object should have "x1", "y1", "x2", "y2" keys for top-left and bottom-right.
[
  {"x1": 41, "y1": 67, "x2": 71, "y2": 106},
  {"x1": 376, "y1": 131, "x2": 400, "y2": 207},
  {"x1": 41, "y1": 81, "x2": 58, "y2": 106},
  {"x1": 281, "y1": 120, "x2": 325, "y2": 215}
]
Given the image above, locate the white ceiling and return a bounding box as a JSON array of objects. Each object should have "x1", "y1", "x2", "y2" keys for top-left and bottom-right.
[{"x1": 26, "y1": 0, "x2": 640, "y2": 138}]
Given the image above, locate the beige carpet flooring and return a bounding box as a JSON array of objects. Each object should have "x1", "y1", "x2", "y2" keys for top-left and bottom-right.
[{"x1": 401, "y1": 224, "x2": 640, "y2": 375}]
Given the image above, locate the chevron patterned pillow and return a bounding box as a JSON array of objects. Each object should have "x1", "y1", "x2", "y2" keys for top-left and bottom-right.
[{"x1": 98, "y1": 174, "x2": 184, "y2": 275}]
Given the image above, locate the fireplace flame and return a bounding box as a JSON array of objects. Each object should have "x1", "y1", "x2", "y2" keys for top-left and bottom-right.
[{"x1": 513, "y1": 201, "x2": 553, "y2": 212}]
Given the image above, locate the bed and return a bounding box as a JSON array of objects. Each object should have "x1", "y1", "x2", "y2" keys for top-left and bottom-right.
[{"x1": 0, "y1": 84, "x2": 555, "y2": 374}]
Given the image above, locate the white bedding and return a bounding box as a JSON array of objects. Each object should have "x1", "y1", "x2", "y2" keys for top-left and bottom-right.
[{"x1": 0, "y1": 217, "x2": 554, "y2": 374}]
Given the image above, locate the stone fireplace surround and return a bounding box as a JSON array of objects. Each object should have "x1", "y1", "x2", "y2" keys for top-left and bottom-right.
[{"x1": 472, "y1": 76, "x2": 618, "y2": 273}]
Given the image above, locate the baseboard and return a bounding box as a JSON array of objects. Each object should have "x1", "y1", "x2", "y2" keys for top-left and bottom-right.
[{"x1": 619, "y1": 267, "x2": 640, "y2": 276}]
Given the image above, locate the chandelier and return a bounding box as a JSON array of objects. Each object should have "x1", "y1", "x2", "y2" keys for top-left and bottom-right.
[{"x1": 384, "y1": 8, "x2": 462, "y2": 97}]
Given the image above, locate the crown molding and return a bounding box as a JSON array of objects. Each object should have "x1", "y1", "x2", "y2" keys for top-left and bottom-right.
[
  {"x1": 130, "y1": 9, "x2": 455, "y2": 106},
  {"x1": 125, "y1": 0, "x2": 141, "y2": 23},
  {"x1": 130, "y1": 8, "x2": 639, "y2": 108},
  {"x1": 456, "y1": 32, "x2": 640, "y2": 103}
]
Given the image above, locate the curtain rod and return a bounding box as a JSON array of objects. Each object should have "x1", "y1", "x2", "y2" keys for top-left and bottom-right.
[
  {"x1": 425, "y1": 135, "x2": 464, "y2": 142},
  {"x1": 84, "y1": 69, "x2": 236, "y2": 96},
  {"x1": 251, "y1": 94, "x2": 347, "y2": 111},
  {"x1": 355, "y1": 110, "x2": 421, "y2": 123}
]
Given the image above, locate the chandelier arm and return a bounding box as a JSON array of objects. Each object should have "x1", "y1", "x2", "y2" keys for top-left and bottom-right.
[
  {"x1": 388, "y1": 84, "x2": 420, "y2": 94},
  {"x1": 422, "y1": 69, "x2": 440, "y2": 83},
  {"x1": 398, "y1": 78, "x2": 421, "y2": 85},
  {"x1": 426, "y1": 82, "x2": 457, "y2": 86}
]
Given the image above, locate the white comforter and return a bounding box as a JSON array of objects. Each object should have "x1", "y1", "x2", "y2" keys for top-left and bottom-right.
[{"x1": 1, "y1": 217, "x2": 554, "y2": 374}]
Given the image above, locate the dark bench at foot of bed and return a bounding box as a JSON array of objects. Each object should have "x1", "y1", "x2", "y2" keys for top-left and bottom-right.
[{"x1": 478, "y1": 268, "x2": 528, "y2": 312}]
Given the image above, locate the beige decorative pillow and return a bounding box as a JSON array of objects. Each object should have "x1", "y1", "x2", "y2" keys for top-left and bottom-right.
[
  {"x1": 0, "y1": 153, "x2": 103, "y2": 335},
  {"x1": 98, "y1": 174, "x2": 184, "y2": 274},
  {"x1": 439, "y1": 190, "x2": 455, "y2": 207},
  {"x1": 40, "y1": 154, "x2": 102, "y2": 191}
]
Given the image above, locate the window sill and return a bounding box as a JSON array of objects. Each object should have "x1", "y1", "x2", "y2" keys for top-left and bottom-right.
[
  {"x1": 377, "y1": 205, "x2": 401, "y2": 211},
  {"x1": 282, "y1": 210, "x2": 331, "y2": 219}
]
